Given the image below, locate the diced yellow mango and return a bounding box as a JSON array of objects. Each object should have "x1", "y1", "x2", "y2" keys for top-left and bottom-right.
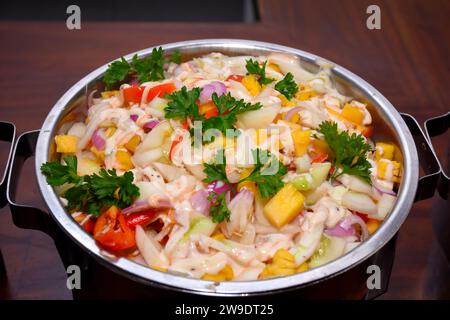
[
  {"x1": 267, "y1": 62, "x2": 281, "y2": 73},
  {"x1": 152, "y1": 266, "x2": 168, "y2": 272},
  {"x1": 55, "y1": 135, "x2": 78, "y2": 153},
  {"x1": 296, "y1": 262, "x2": 309, "y2": 273},
  {"x1": 292, "y1": 130, "x2": 311, "y2": 157},
  {"x1": 116, "y1": 150, "x2": 134, "y2": 171},
  {"x1": 90, "y1": 145, "x2": 105, "y2": 161},
  {"x1": 237, "y1": 168, "x2": 257, "y2": 194},
  {"x1": 124, "y1": 135, "x2": 141, "y2": 153},
  {"x1": 261, "y1": 249, "x2": 296, "y2": 279},
  {"x1": 105, "y1": 127, "x2": 117, "y2": 138},
  {"x1": 367, "y1": 218, "x2": 381, "y2": 235},
  {"x1": 296, "y1": 84, "x2": 317, "y2": 101},
  {"x1": 242, "y1": 74, "x2": 261, "y2": 96},
  {"x1": 263, "y1": 184, "x2": 305, "y2": 228},
  {"x1": 256, "y1": 129, "x2": 268, "y2": 145},
  {"x1": 375, "y1": 142, "x2": 395, "y2": 161},
  {"x1": 341, "y1": 104, "x2": 365, "y2": 125},
  {"x1": 101, "y1": 90, "x2": 120, "y2": 98},
  {"x1": 377, "y1": 159, "x2": 402, "y2": 182},
  {"x1": 278, "y1": 94, "x2": 296, "y2": 107},
  {"x1": 202, "y1": 265, "x2": 234, "y2": 281},
  {"x1": 311, "y1": 139, "x2": 330, "y2": 156},
  {"x1": 212, "y1": 233, "x2": 226, "y2": 241}
]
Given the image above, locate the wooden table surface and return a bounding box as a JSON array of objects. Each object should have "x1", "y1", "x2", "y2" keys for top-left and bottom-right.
[{"x1": 0, "y1": 0, "x2": 449, "y2": 299}]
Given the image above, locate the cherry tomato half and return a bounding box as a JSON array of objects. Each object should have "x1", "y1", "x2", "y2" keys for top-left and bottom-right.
[
  {"x1": 125, "y1": 209, "x2": 157, "y2": 230},
  {"x1": 93, "y1": 206, "x2": 136, "y2": 251}
]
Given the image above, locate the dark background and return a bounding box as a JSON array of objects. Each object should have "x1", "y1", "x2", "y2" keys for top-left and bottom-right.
[{"x1": 0, "y1": 0, "x2": 449, "y2": 299}]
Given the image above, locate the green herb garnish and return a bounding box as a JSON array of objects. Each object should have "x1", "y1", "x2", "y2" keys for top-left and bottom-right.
[
  {"x1": 40, "y1": 156, "x2": 140, "y2": 216},
  {"x1": 318, "y1": 121, "x2": 372, "y2": 184},
  {"x1": 208, "y1": 191, "x2": 231, "y2": 223},
  {"x1": 275, "y1": 72, "x2": 298, "y2": 100},
  {"x1": 245, "y1": 59, "x2": 274, "y2": 85}
]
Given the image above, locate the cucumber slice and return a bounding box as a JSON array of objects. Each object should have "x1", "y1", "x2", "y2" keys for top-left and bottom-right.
[
  {"x1": 180, "y1": 216, "x2": 216, "y2": 242},
  {"x1": 292, "y1": 173, "x2": 313, "y2": 191},
  {"x1": 309, "y1": 235, "x2": 347, "y2": 268},
  {"x1": 310, "y1": 162, "x2": 331, "y2": 188}
]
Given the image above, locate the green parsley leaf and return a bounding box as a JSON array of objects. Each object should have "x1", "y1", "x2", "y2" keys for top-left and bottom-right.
[
  {"x1": 238, "y1": 149, "x2": 288, "y2": 198},
  {"x1": 275, "y1": 72, "x2": 298, "y2": 100},
  {"x1": 318, "y1": 121, "x2": 372, "y2": 184},
  {"x1": 245, "y1": 59, "x2": 274, "y2": 85},
  {"x1": 203, "y1": 149, "x2": 228, "y2": 183},
  {"x1": 40, "y1": 156, "x2": 140, "y2": 216},
  {"x1": 103, "y1": 47, "x2": 166, "y2": 89},
  {"x1": 103, "y1": 57, "x2": 131, "y2": 90},
  {"x1": 168, "y1": 50, "x2": 182, "y2": 64},
  {"x1": 164, "y1": 86, "x2": 202, "y2": 120},
  {"x1": 208, "y1": 191, "x2": 231, "y2": 223}
]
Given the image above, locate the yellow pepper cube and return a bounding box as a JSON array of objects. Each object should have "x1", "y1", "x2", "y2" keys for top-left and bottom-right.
[
  {"x1": 124, "y1": 135, "x2": 141, "y2": 153},
  {"x1": 295, "y1": 85, "x2": 317, "y2": 101},
  {"x1": 263, "y1": 184, "x2": 305, "y2": 228},
  {"x1": 278, "y1": 94, "x2": 296, "y2": 107},
  {"x1": 367, "y1": 219, "x2": 381, "y2": 235},
  {"x1": 54, "y1": 135, "x2": 78, "y2": 153},
  {"x1": 242, "y1": 74, "x2": 261, "y2": 96},
  {"x1": 267, "y1": 62, "x2": 282, "y2": 73},
  {"x1": 90, "y1": 145, "x2": 105, "y2": 161},
  {"x1": 375, "y1": 142, "x2": 395, "y2": 161},
  {"x1": 202, "y1": 265, "x2": 234, "y2": 281},
  {"x1": 291, "y1": 130, "x2": 311, "y2": 156},
  {"x1": 105, "y1": 127, "x2": 117, "y2": 138},
  {"x1": 377, "y1": 159, "x2": 402, "y2": 182},
  {"x1": 261, "y1": 249, "x2": 297, "y2": 279},
  {"x1": 116, "y1": 149, "x2": 134, "y2": 171},
  {"x1": 101, "y1": 90, "x2": 120, "y2": 98},
  {"x1": 341, "y1": 104, "x2": 365, "y2": 125}
]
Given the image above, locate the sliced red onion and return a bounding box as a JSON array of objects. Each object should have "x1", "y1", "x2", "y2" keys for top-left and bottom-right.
[
  {"x1": 284, "y1": 106, "x2": 302, "y2": 121},
  {"x1": 122, "y1": 200, "x2": 151, "y2": 215},
  {"x1": 207, "y1": 180, "x2": 231, "y2": 195},
  {"x1": 199, "y1": 81, "x2": 227, "y2": 104},
  {"x1": 349, "y1": 214, "x2": 369, "y2": 240},
  {"x1": 325, "y1": 216, "x2": 355, "y2": 237},
  {"x1": 190, "y1": 189, "x2": 211, "y2": 215},
  {"x1": 372, "y1": 179, "x2": 396, "y2": 196},
  {"x1": 92, "y1": 128, "x2": 106, "y2": 150},
  {"x1": 130, "y1": 114, "x2": 139, "y2": 122},
  {"x1": 143, "y1": 119, "x2": 160, "y2": 130}
]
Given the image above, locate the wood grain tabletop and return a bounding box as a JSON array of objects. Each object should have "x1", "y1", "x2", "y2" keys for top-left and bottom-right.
[{"x1": 0, "y1": 0, "x2": 449, "y2": 299}]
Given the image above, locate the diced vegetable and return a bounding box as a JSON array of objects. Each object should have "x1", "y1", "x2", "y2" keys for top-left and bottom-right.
[
  {"x1": 263, "y1": 184, "x2": 305, "y2": 228},
  {"x1": 309, "y1": 235, "x2": 346, "y2": 268},
  {"x1": 367, "y1": 219, "x2": 381, "y2": 235},
  {"x1": 237, "y1": 106, "x2": 279, "y2": 129},
  {"x1": 291, "y1": 173, "x2": 313, "y2": 191},
  {"x1": 55, "y1": 135, "x2": 78, "y2": 153},
  {"x1": 116, "y1": 149, "x2": 134, "y2": 171},
  {"x1": 137, "y1": 121, "x2": 172, "y2": 151},
  {"x1": 294, "y1": 155, "x2": 312, "y2": 173},
  {"x1": 341, "y1": 191, "x2": 377, "y2": 215},
  {"x1": 260, "y1": 249, "x2": 296, "y2": 278},
  {"x1": 328, "y1": 186, "x2": 347, "y2": 205},
  {"x1": 341, "y1": 104, "x2": 365, "y2": 125},
  {"x1": 77, "y1": 157, "x2": 101, "y2": 176},
  {"x1": 145, "y1": 83, "x2": 176, "y2": 103},
  {"x1": 124, "y1": 135, "x2": 141, "y2": 153},
  {"x1": 295, "y1": 84, "x2": 317, "y2": 101},
  {"x1": 93, "y1": 206, "x2": 136, "y2": 251},
  {"x1": 181, "y1": 216, "x2": 217, "y2": 242},
  {"x1": 309, "y1": 162, "x2": 332, "y2": 188},
  {"x1": 123, "y1": 85, "x2": 143, "y2": 104},
  {"x1": 372, "y1": 193, "x2": 396, "y2": 220},
  {"x1": 135, "y1": 225, "x2": 168, "y2": 269},
  {"x1": 375, "y1": 142, "x2": 395, "y2": 161},
  {"x1": 126, "y1": 209, "x2": 157, "y2": 229},
  {"x1": 291, "y1": 130, "x2": 311, "y2": 156},
  {"x1": 202, "y1": 265, "x2": 234, "y2": 281},
  {"x1": 377, "y1": 159, "x2": 402, "y2": 183},
  {"x1": 242, "y1": 74, "x2": 261, "y2": 96},
  {"x1": 338, "y1": 174, "x2": 372, "y2": 194}
]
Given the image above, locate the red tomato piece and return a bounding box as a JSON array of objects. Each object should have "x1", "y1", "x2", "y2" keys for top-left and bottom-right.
[
  {"x1": 123, "y1": 85, "x2": 144, "y2": 104},
  {"x1": 226, "y1": 75, "x2": 244, "y2": 82},
  {"x1": 125, "y1": 209, "x2": 157, "y2": 229},
  {"x1": 145, "y1": 83, "x2": 176, "y2": 103},
  {"x1": 93, "y1": 206, "x2": 136, "y2": 251},
  {"x1": 311, "y1": 153, "x2": 328, "y2": 163}
]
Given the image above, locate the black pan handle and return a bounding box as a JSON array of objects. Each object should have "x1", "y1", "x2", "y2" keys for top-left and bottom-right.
[
  {"x1": 401, "y1": 113, "x2": 441, "y2": 202},
  {"x1": 0, "y1": 121, "x2": 16, "y2": 209},
  {"x1": 424, "y1": 112, "x2": 449, "y2": 200},
  {"x1": 6, "y1": 130, "x2": 56, "y2": 237}
]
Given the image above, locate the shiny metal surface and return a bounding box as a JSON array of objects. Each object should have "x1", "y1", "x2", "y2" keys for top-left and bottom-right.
[{"x1": 33, "y1": 39, "x2": 419, "y2": 296}]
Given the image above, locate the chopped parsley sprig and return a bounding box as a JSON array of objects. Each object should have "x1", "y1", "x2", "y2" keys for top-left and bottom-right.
[
  {"x1": 40, "y1": 156, "x2": 140, "y2": 216},
  {"x1": 275, "y1": 72, "x2": 298, "y2": 100},
  {"x1": 318, "y1": 121, "x2": 372, "y2": 184},
  {"x1": 103, "y1": 47, "x2": 182, "y2": 89},
  {"x1": 208, "y1": 191, "x2": 231, "y2": 223},
  {"x1": 245, "y1": 59, "x2": 274, "y2": 85}
]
